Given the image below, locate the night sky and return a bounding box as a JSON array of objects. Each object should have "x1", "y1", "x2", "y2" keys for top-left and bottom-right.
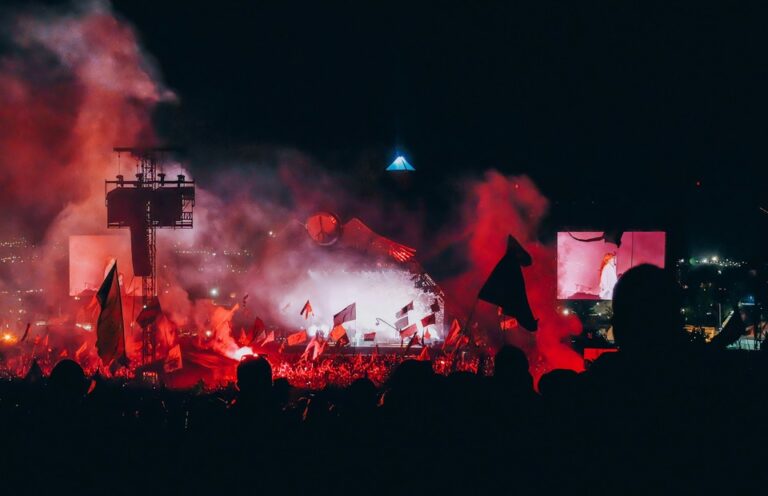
[{"x1": 23, "y1": 1, "x2": 768, "y2": 259}]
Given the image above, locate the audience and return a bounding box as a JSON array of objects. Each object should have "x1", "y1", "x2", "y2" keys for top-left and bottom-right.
[{"x1": 0, "y1": 264, "x2": 765, "y2": 494}]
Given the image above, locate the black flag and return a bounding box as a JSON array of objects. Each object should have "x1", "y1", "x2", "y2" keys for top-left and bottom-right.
[{"x1": 478, "y1": 235, "x2": 537, "y2": 331}]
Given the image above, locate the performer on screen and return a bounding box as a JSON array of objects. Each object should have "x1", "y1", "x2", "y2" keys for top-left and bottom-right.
[{"x1": 598, "y1": 253, "x2": 618, "y2": 299}]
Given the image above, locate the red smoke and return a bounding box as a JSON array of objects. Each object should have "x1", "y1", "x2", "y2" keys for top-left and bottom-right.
[
  {"x1": 0, "y1": 3, "x2": 584, "y2": 380},
  {"x1": 441, "y1": 171, "x2": 583, "y2": 381}
]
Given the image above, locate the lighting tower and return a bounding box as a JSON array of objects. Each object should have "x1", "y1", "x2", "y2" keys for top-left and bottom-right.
[{"x1": 106, "y1": 147, "x2": 194, "y2": 364}]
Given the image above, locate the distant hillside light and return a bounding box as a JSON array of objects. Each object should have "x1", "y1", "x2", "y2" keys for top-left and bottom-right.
[{"x1": 386, "y1": 156, "x2": 415, "y2": 171}]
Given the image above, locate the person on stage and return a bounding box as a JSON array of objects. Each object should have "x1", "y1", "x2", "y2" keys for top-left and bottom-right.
[{"x1": 598, "y1": 253, "x2": 618, "y2": 299}]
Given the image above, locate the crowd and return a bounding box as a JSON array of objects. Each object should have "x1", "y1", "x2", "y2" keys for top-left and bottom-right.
[{"x1": 0, "y1": 264, "x2": 767, "y2": 495}]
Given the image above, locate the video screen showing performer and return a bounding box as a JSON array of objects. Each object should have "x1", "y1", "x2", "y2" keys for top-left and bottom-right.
[{"x1": 557, "y1": 231, "x2": 666, "y2": 300}]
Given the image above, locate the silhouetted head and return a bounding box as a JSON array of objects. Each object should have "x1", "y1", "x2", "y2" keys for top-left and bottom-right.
[
  {"x1": 383, "y1": 360, "x2": 435, "y2": 409},
  {"x1": 48, "y1": 359, "x2": 88, "y2": 400},
  {"x1": 387, "y1": 359, "x2": 434, "y2": 391},
  {"x1": 236, "y1": 355, "x2": 272, "y2": 397},
  {"x1": 494, "y1": 345, "x2": 528, "y2": 378},
  {"x1": 611, "y1": 264, "x2": 685, "y2": 354},
  {"x1": 272, "y1": 377, "x2": 291, "y2": 406},
  {"x1": 538, "y1": 369, "x2": 579, "y2": 399},
  {"x1": 347, "y1": 377, "x2": 378, "y2": 412},
  {"x1": 493, "y1": 345, "x2": 533, "y2": 393}
]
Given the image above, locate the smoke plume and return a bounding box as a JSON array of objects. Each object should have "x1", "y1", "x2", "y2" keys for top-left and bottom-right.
[{"x1": 0, "y1": 1, "x2": 583, "y2": 377}]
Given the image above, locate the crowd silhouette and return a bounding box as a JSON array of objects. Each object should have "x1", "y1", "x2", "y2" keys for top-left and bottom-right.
[{"x1": 1, "y1": 264, "x2": 766, "y2": 494}]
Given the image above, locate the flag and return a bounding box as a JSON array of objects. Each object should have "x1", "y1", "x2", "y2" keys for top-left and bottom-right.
[
  {"x1": 478, "y1": 235, "x2": 538, "y2": 331},
  {"x1": 421, "y1": 314, "x2": 436, "y2": 328},
  {"x1": 249, "y1": 316, "x2": 266, "y2": 345},
  {"x1": 336, "y1": 333, "x2": 350, "y2": 347},
  {"x1": 500, "y1": 316, "x2": 518, "y2": 331},
  {"x1": 20, "y1": 323, "x2": 30, "y2": 343},
  {"x1": 400, "y1": 324, "x2": 418, "y2": 339},
  {"x1": 300, "y1": 300, "x2": 314, "y2": 319},
  {"x1": 430, "y1": 301, "x2": 440, "y2": 313},
  {"x1": 252, "y1": 317, "x2": 266, "y2": 333},
  {"x1": 445, "y1": 319, "x2": 461, "y2": 346},
  {"x1": 301, "y1": 337, "x2": 315, "y2": 361},
  {"x1": 395, "y1": 316, "x2": 409, "y2": 331},
  {"x1": 75, "y1": 340, "x2": 88, "y2": 362},
  {"x1": 424, "y1": 328, "x2": 432, "y2": 340},
  {"x1": 261, "y1": 330, "x2": 275, "y2": 346},
  {"x1": 95, "y1": 262, "x2": 126, "y2": 365},
  {"x1": 363, "y1": 332, "x2": 376, "y2": 342},
  {"x1": 164, "y1": 344, "x2": 183, "y2": 372},
  {"x1": 286, "y1": 330, "x2": 308, "y2": 346},
  {"x1": 109, "y1": 354, "x2": 130, "y2": 375},
  {"x1": 330, "y1": 324, "x2": 347, "y2": 342},
  {"x1": 313, "y1": 339, "x2": 326, "y2": 360},
  {"x1": 417, "y1": 346, "x2": 430, "y2": 361},
  {"x1": 404, "y1": 333, "x2": 420, "y2": 353},
  {"x1": 136, "y1": 297, "x2": 162, "y2": 329},
  {"x1": 333, "y1": 303, "x2": 356, "y2": 326},
  {"x1": 395, "y1": 301, "x2": 414, "y2": 319},
  {"x1": 250, "y1": 329, "x2": 265, "y2": 346}
]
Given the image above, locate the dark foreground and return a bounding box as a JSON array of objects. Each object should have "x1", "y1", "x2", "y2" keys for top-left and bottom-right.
[{"x1": 0, "y1": 344, "x2": 766, "y2": 496}]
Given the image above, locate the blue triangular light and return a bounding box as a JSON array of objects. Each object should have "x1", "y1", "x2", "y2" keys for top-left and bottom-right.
[{"x1": 386, "y1": 156, "x2": 415, "y2": 171}]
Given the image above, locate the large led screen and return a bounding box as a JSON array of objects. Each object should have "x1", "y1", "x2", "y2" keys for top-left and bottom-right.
[{"x1": 557, "y1": 231, "x2": 666, "y2": 300}]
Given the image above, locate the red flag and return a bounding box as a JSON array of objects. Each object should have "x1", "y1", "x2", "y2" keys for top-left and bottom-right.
[
  {"x1": 417, "y1": 346, "x2": 430, "y2": 361},
  {"x1": 399, "y1": 324, "x2": 418, "y2": 339},
  {"x1": 421, "y1": 314, "x2": 436, "y2": 328},
  {"x1": 312, "y1": 339, "x2": 326, "y2": 360},
  {"x1": 445, "y1": 319, "x2": 461, "y2": 346},
  {"x1": 251, "y1": 329, "x2": 266, "y2": 346},
  {"x1": 300, "y1": 300, "x2": 314, "y2": 319},
  {"x1": 302, "y1": 335, "x2": 322, "y2": 361},
  {"x1": 500, "y1": 316, "x2": 518, "y2": 331},
  {"x1": 252, "y1": 317, "x2": 266, "y2": 333},
  {"x1": 363, "y1": 332, "x2": 376, "y2": 341},
  {"x1": 74, "y1": 341, "x2": 88, "y2": 362},
  {"x1": 430, "y1": 301, "x2": 441, "y2": 313},
  {"x1": 261, "y1": 330, "x2": 275, "y2": 346},
  {"x1": 330, "y1": 324, "x2": 347, "y2": 342},
  {"x1": 404, "y1": 333, "x2": 420, "y2": 353},
  {"x1": 286, "y1": 330, "x2": 308, "y2": 346},
  {"x1": 95, "y1": 262, "x2": 126, "y2": 366},
  {"x1": 333, "y1": 303, "x2": 356, "y2": 326},
  {"x1": 164, "y1": 344, "x2": 183, "y2": 372},
  {"x1": 336, "y1": 333, "x2": 350, "y2": 347},
  {"x1": 395, "y1": 301, "x2": 413, "y2": 319},
  {"x1": 454, "y1": 334, "x2": 470, "y2": 351}
]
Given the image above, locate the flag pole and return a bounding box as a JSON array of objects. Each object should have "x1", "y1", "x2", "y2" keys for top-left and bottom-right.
[{"x1": 461, "y1": 296, "x2": 480, "y2": 345}]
